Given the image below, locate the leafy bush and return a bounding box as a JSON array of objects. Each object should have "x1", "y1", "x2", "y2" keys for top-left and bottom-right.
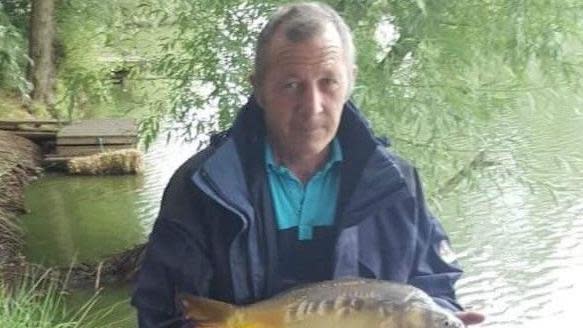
[{"x1": 0, "y1": 5, "x2": 30, "y2": 97}]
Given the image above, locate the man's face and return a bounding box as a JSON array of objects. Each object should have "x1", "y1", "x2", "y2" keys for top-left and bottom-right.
[{"x1": 254, "y1": 24, "x2": 351, "y2": 157}]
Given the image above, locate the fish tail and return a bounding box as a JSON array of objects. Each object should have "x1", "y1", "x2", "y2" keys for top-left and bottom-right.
[{"x1": 178, "y1": 294, "x2": 237, "y2": 328}]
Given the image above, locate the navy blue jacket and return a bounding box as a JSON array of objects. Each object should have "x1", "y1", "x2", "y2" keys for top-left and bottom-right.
[{"x1": 132, "y1": 97, "x2": 464, "y2": 327}]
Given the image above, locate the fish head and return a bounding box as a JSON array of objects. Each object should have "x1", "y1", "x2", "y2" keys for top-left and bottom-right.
[
  {"x1": 427, "y1": 308, "x2": 465, "y2": 328},
  {"x1": 400, "y1": 302, "x2": 465, "y2": 328}
]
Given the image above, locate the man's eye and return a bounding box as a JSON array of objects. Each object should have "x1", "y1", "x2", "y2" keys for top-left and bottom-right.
[
  {"x1": 323, "y1": 78, "x2": 339, "y2": 88},
  {"x1": 284, "y1": 82, "x2": 300, "y2": 89}
]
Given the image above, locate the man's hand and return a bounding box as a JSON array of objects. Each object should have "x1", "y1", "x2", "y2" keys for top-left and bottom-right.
[{"x1": 456, "y1": 311, "x2": 485, "y2": 326}]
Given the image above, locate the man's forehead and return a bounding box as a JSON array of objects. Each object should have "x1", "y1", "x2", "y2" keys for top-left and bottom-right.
[
  {"x1": 272, "y1": 45, "x2": 343, "y2": 68},
  {"x1": 267, "y1": 24, "x2": 344, "y2": 60}
]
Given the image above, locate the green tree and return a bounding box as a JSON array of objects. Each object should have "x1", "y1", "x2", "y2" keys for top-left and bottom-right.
[
  {"x1": 138, "y1": 0, "x2": 582, "y2": 189},
  {"x1": 28, "y1": 0, "x2": 57, "y2": 113}
]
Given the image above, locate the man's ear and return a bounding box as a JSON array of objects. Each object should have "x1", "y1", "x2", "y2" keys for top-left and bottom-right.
[
  {"x1": 352, "y1": 65, "x2": 358, "y2": 82},
  {"x1": 346, "y1": 65, "x2": 358, "y2": 101},
  {"x1": 249, "y1": 73, "x2": 263, "y2": 107}
]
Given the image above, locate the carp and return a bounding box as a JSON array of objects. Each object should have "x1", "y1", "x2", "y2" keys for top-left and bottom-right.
[{"x1": 179, "y1": 278, "x2": 464, "y2": 328}]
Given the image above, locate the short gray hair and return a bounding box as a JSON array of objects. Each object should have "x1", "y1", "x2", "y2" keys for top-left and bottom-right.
[{"x1": 254, "y1": 2, "x2": 356, "y2": 93}]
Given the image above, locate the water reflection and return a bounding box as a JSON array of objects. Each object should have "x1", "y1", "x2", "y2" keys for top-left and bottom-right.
[
  {"x1": 23, "y1": 175, "x2": 144, "y2": 266},
  {"x1": 134, "y1": 133, "x2": 208, "y2": 234}
]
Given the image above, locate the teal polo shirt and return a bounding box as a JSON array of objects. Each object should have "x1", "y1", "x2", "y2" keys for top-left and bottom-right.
[{"x1": 265, "y1": 139, "x2": 343, "y2": 240}]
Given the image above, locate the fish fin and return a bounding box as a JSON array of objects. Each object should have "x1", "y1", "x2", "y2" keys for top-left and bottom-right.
[
  {"x1": 178, "y1": 294, "x2": 236, "y2": 327},
  {"x1": 247, "y1": 309, "x2": 284, "y2": 327}
]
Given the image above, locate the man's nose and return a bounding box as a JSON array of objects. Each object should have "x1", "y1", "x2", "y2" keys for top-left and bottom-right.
[{"x1": 300, "y1": 83, "x2": 324, "y2": 115}]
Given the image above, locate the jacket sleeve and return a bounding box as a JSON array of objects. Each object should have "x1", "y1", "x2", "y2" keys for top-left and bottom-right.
[
  {"x1": 132, "y1": 218, "x2": 212, "y2": 327},
  {"x1": 405, "y1": 169, "x2": 464, "y2": 312},
  {"x1": 131, "y1": 163, "x2": 214, "y2": 327}
]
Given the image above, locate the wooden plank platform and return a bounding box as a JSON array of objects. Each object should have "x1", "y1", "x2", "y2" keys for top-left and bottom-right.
[
  {"x1": 57, "y1": 118, "x2": 137, "y2": 142},
  {"x1": 57, "y1": 135, "x2": 137, "y2": 145},
  {"x1": 55, "y1": 118, "x2": 138, "y2": 157},
  {"x1": 1, "y1": 118, "x2": 139, "y2": 160}
]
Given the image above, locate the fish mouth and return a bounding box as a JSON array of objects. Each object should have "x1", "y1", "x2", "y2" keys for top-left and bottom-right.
[{"x1": 442, "y1": 315, "x2": 465, "y2": 328}]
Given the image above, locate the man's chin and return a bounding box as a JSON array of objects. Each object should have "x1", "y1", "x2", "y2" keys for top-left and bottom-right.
[{"x1": 287, "y1": 141, "x2": 330, "y2": 156}]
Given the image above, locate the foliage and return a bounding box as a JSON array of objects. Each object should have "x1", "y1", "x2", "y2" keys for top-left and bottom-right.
[
  {"x1": 1, "y1": 0, "x2": 154, "y2": 120},
  {"x1": 0, "y1": 0, "x2": 30, "y2": 31},
  {"x1": 0, "y1": 3, "x2": 30, "y2": 97},
  {"x1": 135, "y1": 0, "x2": 270, "y2": 144},
  {"x1": 50, "y1": 0, "x2": 176, "y2": 121},
  {"x1": 53, "y1": 1, "x2": 121, "y2": 120}
]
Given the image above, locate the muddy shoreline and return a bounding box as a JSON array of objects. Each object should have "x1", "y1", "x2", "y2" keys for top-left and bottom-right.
[
  {"x1": 0, "y1": 130, "x2": 144, "y2": 288},
  {"x1": 0, "y1": 131, "x2": 42, "y2": 266}
]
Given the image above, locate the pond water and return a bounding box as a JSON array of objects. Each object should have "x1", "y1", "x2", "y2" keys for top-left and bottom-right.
[
  {"x1": 20, "y1": 101, "x2": 583, "y2": 327},
  {"x1": 441, "y1": 102, "x2": 583, "y2": 327}
]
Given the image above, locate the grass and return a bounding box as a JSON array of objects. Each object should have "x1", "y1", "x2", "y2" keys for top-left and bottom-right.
[
  {"x1": 0, "y1": 90, "x2": 33, "y2": 120},
  {"x1": 0, "y1": 89, "x2": 55, "y2": 120},
  {"x1": 0, "y1": 268, "x2": 116, "y2": 328}
]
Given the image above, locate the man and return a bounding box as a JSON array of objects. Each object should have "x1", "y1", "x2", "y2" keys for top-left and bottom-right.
[{"x1": 132, "y1": 2, "x2": 484, "y2": 327}]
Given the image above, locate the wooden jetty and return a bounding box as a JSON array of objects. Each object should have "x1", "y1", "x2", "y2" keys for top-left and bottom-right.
[
  {"x1": 0, "y1": 118, "x2": 139, "y2": 169},
  {"x1": 55, "y1": 118, "x2": 137, "y2": 157}
]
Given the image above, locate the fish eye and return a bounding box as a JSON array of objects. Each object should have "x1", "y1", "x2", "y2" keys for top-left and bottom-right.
[{"x1": 442, "y1": 319, "x2": 463, "y2": 328}]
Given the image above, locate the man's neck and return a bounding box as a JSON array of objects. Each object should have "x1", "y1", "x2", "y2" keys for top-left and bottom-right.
[{"x1": 270, "y1": 142, "x2": 330, "y2": 184}]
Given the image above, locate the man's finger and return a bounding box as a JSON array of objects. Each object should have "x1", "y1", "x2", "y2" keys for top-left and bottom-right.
[{"x1": 455, "y1": 311, "x2": 485, "y2": 326}]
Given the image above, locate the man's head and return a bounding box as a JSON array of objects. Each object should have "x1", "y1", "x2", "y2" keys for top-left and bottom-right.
[
  {"x1": 251, "y1": 2, "x2": 356, "y2": 160},
  {"x1": 253, "y1": 2, "x2": 356, "y2": 94}
]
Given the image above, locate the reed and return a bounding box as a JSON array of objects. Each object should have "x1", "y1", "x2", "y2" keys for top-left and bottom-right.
[{"x1": 0, "y1": 268, "x2": 108, "y2": 328}]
